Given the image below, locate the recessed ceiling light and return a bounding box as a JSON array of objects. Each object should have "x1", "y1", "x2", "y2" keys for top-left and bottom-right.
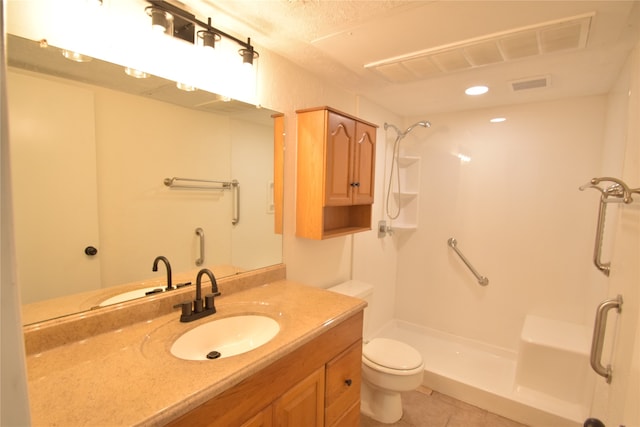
[
  {"x1": 465, "y1": 85, "x2": 489, "y2": 96},
  {"x1": 124, "y1": 67, "x2": 149, "y2": 79},
  {"x1": 61, "y1": 50, "x2": 92, "y2": 63},
  {"x1": 490, "y1": 117, "x2": 506, "y2": 123},
  {"x1": 176, "y1": 82, "x2": 197, "y2": 92}
]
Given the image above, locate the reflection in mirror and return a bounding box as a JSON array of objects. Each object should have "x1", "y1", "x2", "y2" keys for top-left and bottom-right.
[{"x1": 6, "y1": 35, "x2": 283, "y2": 325}]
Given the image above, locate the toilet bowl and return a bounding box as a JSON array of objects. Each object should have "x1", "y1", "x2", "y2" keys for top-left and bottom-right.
[
  {"x1": 327, "y1": 280, "x2": 424, "y2": 424},
  {"x1": 361, "y1": 337, "x2": 424, "y2": 423}
]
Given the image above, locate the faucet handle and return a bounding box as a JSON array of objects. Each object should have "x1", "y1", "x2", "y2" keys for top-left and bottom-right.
[
  {"x1": 205, "y1": 294, "x2": 217, "y2": 312},
  {"x1": 173, "y1": 301, "x2": 192, "y2": 318}
]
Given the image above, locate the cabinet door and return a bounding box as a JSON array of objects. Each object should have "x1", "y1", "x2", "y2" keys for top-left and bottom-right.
[
  {"x1": 325, "y1": 112, "x2": 356, "y2": 206},
  {"x1": 273, "y1": 366, "x2": 325, "y2": 427},
  {"x1": 241, "y1": 406, "x2": 273, "y2": 427},
  {"x1": 8, "y1": 70, "x2": 102, "y2": 303},
  {"x1": 352, "y1": 121, "x2": 376, "y2": 205}
]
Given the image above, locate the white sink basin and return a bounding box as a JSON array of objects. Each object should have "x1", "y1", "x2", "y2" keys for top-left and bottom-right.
[
  {"x1": 170, "y1": 315, "x2": 280, "y2": 360},
  {"x1": 99, "y1": 286, "x2": 164, "y2": 306}
]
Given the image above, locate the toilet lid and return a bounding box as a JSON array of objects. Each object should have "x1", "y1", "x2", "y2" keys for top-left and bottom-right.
[{"x1": 363, "y1": 338, "x2": 423, "y2": 370}]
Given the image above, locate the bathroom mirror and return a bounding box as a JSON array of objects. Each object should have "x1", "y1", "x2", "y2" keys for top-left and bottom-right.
[{"x1": 6, "y1": 34, "x2": 283, "y2": 325}]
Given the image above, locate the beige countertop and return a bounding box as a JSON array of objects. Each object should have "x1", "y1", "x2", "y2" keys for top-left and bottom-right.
[{"x1": 25, "y1": 279, "x2": 365, "y2": 426}]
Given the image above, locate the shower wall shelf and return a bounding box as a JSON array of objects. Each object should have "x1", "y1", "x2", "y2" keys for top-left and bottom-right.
[
  {"x1": 391, "y1": 156, "x2": 421, "y2": 230},
  {"x1": 397, "y1": 156, "x2": 420, "y2": 168}
]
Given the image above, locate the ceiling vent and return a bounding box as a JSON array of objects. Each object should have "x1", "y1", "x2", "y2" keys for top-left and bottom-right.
[
  {"x1": 365, "y1": 12, "x2": 594, "y2": 83},
  {"x1": 510, "y1": 75, "x2": 551, "y2": 92}
]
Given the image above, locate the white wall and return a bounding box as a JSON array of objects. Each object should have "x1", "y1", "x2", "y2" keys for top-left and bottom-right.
[{"x1": 352, "y1": 100, "x2": 403, "y2": 339}]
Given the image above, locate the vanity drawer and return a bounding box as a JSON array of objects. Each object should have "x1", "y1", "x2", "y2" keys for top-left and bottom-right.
[{"x1": 325, "y1": 340, "x2": 362, "y2": 426}]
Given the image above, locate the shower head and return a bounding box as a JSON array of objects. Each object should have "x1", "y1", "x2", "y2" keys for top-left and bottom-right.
[
  {"x1": 404, "y1": 120, "x2": 431, "y2": 135},
  {"x1": 384, "y1": 119, "x2": 431, "y2": 221},
  {"x1": 384, "y1": 120, "x2": 431, "y2": 138}
]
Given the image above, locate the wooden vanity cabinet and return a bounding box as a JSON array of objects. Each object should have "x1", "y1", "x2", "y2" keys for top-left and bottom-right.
[
  {"x1": 296, "y1": 107, "x2": 378, "y2": 240},
  {"x1": 167, "y1": 311, "x2": 363, "y2": 427}
]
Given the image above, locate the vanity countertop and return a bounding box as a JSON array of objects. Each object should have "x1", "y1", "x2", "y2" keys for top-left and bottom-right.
[{"x1": 25, "y1": 280, "x2": 365, "y2": 426}]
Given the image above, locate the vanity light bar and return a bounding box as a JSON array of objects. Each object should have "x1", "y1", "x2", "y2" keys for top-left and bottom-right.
[{"x1": 145, "y1": 0, "x2": 259, "y2": 61}]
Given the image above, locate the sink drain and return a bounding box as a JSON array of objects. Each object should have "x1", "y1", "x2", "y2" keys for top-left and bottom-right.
[{"x1": 206, "y1": 351, "x2": 222, "y2": 360}]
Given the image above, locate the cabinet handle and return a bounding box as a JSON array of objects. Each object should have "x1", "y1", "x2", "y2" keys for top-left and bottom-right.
[
  {"x1": 350, "y1": 182, "x2": 360, "y2": 187},
  {"x1": 344, "y1": 379, "x2": 352, "y2": 386}
]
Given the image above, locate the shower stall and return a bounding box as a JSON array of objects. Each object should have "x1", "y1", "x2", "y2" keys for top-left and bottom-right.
[{"x1": 356, "y1": 46, "x2": 640, "y2": 427}]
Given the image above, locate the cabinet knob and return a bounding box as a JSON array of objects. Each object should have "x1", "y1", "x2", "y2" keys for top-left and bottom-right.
[
  {"x1": 84, "y1": 246, "x2": 98, "y2": 256},
  {"x1": 350, "y1": 182, "x2": 360, "y2": 187},
  {"x1": 344, "y1": 379, "x2": 352, "y2": 387}
]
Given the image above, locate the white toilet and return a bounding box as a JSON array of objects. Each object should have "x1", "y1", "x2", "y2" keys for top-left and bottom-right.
[{"x1": 327, "y1": 280, "x2": 424, "y2": 424}]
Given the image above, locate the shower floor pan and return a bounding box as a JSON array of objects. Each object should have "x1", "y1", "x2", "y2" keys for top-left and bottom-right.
[{"x1": 372, "y1": 319, "x2": 589, "y2": 427}]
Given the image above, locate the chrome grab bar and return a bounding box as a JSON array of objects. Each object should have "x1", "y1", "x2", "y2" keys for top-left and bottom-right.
[
  {"x1": 164, "y1": 177, "x2": 240, "y2": 225},
  {"x1": 579, "y1": 177, "x2": 640, "y2": 276},
  {"x1": 164, "y1": 177, "x2": 233, "y2": 190},
  {"x1": 195, "y1": 228, "x2": 204, "y2": 266},
  {"x1": 447, "y1": 238, "x2": 489, "y2": 286},
  {"x1": 231, "y1": 180, "x2": 240, "y2": 226},
  {"x1": 590, "y1": 294, "x2": 623, "y2": 383},
  {"x1": 592, "y1": 195, "x2": 612, "y2": 276}
]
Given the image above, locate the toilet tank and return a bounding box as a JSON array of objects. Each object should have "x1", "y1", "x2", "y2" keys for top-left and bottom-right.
[{"x1": 327, "y1": 280, "x2": 373, "y2": 337}]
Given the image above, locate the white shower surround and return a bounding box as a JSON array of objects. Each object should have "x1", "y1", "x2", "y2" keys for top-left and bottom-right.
[
  {"x1": 391, "y1": 96, "x2": 609, "y2": 424},
  {"x1": 395, "y1": 95, "x2": 609, "y2": 352},
  {"x1": 354, "y1": 95, "x2": 607, "y2": 427}
]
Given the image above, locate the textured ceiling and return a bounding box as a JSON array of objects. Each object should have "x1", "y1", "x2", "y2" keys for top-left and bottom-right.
[{"x1": 186, "y1": 1, "x2": 639, "y2": 116}]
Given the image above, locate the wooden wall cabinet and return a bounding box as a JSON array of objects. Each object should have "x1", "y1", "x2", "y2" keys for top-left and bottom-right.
[
  {"x1": 296, "y1": 107, "x2": 378, "y2": 240},
  {"x1": 167, "y1": 311, "x2": 363, "y2": 427}
]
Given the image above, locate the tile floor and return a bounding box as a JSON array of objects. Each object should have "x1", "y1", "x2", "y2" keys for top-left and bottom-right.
[{"x1": 361, "y1": 387, "x2": 528, "y2": 427}]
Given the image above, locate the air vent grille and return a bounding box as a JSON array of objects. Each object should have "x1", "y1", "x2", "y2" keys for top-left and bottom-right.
[
  {"x1": 366, "y1": 13, "x2": 593, "y2": 83},
  {"x1": 510, "y1": 76, "x2": 550, "y2": 91}
]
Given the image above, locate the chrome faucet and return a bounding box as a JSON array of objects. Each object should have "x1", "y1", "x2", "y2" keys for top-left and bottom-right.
[
  {"x1": 152, "y1": 256, "x2": 173, "y2": 290},
  {"x1": 174, "y1": 268, "x2": 219, "y2": 323}
]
